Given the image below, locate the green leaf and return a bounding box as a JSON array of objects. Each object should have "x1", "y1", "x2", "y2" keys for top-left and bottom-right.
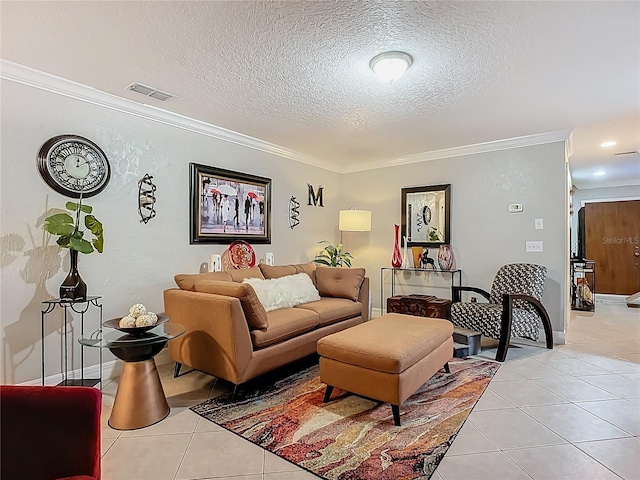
[
  {"x1": 44, "y1": 213, "x2": 75, "y2": 236},
  {"x1": 313, "y1": 258, "x2": 331, "y2": 266},
  {"x1": 69, "y1": 236, "x2": 94, "y2": 254},
  {"x1": 92, "y1": 235, "x2": 104, "y2": 253},
  {"x1": 85, "y1": 215, "x2": 104, "y2": 253},
  {"x1": 65, "y1": 202, "x2": 93, "y2": 214},
  {"x1": 56, "y1": 236, "x2": 71, "y2": 248},
  {"x1": 85, "y1": 215, "x2": 103, "y2": 236}
]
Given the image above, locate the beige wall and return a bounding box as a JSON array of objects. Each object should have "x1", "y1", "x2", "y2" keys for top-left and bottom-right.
[
  {"x1": 0, "y1": 79, "x2": 341, "y2": 384},
  {"x1": 1, "y1": 77, "x2": 569, "y2": 384},
  {"x1": 341, "y1": 143, "x2": 569, "y2": 335}
]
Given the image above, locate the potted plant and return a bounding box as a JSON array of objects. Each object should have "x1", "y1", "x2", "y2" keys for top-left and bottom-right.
[
  {"x1": 43, "y1": 198, "x2": 103, "y2": 301},
  {"x1": 313, "y1": 241, "x2": 354, "y2": 267}
]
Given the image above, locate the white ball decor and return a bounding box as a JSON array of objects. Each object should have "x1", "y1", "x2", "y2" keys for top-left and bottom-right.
[
  {"x1": 119, "y1": 315, "x2": 137, "y2": 328},
  {"x1": 117, "y1": 303, "x2": 159, "y2": 329},
  {"x1": 129, "y1": 303, "x2": 148, "y2": 318},
  {"x1": 135, "y1": 313, "x2": 156, "y2": 327}
]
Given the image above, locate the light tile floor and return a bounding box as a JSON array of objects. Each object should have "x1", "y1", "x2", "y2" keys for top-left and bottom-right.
[{"x1": 101, "y1": 301, "x2": 640, "y2": 480}]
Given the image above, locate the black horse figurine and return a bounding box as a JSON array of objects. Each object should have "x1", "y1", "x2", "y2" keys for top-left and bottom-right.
[{"x1": 420, "y1": 249, "x2": 436, "y2": 269}]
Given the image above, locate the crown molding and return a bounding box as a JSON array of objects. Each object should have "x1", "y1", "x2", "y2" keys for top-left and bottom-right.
[
  {"x1": 0, "y1": 59, "x2": 335, "y2": 171},
  {"x1": 339, "y1": 129, "x2": 573, "y2": 174},
  {"x1": 2, "y1": 60, "x2": 572, "y2": 175}
]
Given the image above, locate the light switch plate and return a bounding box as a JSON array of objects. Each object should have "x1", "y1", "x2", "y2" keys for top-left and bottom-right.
[
  {"x1": 526, "y1": 241, "x2": 544, "y2": 252},
  {"x1": 535, "y1": 218, "x2": 544, "y2": 229}
]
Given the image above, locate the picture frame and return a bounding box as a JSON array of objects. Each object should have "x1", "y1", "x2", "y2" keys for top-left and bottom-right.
[
  {"x1": 401, "y1": 184, "x2": 451, "y2": 247},
  {"x1": 190, "y1": 163, "x2": 271, "y2": 244}
]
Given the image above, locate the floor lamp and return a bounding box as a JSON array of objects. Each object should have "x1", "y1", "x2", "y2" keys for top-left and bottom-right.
[
  {"x1": 339, "y1": 209, "x2": 372, "y2": 243},
  {"x1": 339, "y1": 208, "x2": 372, "y2": 318}
]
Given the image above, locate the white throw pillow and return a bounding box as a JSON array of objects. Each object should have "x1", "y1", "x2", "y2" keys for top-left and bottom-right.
[{"x1": 243, "y1": 273, "x2": 320, "y2": 312}]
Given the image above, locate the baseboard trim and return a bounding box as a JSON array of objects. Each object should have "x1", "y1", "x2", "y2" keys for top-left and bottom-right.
[
  {"x1": 18, "y1": 348, "x2": 172, "y2": 387},
  {"x1": 595, "y1": 294, "x2": 628, "y2": 304}
]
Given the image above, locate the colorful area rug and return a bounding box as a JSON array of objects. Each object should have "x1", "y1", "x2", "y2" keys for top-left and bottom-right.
[{"x1": 191, "y1": 357, "x2": 499, "y2": 480}]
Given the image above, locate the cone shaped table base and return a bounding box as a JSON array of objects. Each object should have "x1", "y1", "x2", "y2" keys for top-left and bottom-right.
[{"x1": 109, "y1": 359, "x2": 169, "y2": 430}]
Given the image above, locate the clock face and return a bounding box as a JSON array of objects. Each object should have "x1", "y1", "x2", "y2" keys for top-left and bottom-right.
[{"x1": 37, "y1": 135, "x2": 111, "y2": 198}]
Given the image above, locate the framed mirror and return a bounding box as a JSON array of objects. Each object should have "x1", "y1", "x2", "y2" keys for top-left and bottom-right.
[{"x1": 401, "y1": 184, "x2": 451, "y2": 247}]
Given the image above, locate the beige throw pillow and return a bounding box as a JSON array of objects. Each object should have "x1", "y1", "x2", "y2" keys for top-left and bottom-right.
[
  {"x1": 194, "y1": 280, "x2": 268, "y2": 330},
  {"x1": 316, "y1": 266, "x2": 365, "y2": 302}
]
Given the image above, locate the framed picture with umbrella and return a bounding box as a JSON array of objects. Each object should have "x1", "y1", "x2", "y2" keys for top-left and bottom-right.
[{"x1": 189, "y1": 163, "x2": 271, "y2": 244}]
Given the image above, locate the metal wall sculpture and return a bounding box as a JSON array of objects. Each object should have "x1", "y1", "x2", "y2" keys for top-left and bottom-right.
[
  {"x1": 138, "y1": 174, "x2": 157, "y2": 224},
  {"x1": 289, "y1": 196, "x2": 300, "y2": 229}
]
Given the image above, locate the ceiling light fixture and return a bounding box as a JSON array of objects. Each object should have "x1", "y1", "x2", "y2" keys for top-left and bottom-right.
[
  {"x1": 370, "y1": 51, "x2": 413, "y2": 83},
  {"x1": 593, "y1": 170, "x2": 606, "y2": 176},
  {"x1": 600, "y1": 141, "x2": 617, "y2": 147}
]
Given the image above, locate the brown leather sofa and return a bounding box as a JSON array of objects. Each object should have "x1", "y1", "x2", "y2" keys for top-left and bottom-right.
[{"x1": 164, "y1": 262, "x2": 369, "y2": 386}]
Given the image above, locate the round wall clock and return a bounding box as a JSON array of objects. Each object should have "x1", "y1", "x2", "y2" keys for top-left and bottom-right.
[{"x1": 37, "y1": 134, "x2": 111, "y2": 198}]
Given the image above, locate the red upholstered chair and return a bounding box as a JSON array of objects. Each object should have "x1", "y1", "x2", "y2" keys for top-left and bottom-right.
[{"x1": 1, "y1": 385, "x2": 102, "y2": 480}]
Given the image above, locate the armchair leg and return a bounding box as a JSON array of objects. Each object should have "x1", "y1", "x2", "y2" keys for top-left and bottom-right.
[
  {"x1": 173, "y1": 362, "x2": 182, "y2": 378},
  {"x1": 496, "y1": 337, "x2": 510, "y2": 362},
  {"x1": 443, "y1": 362, "x2": 450, "y2": 373},
  {"x1": 538, "y1": 304, "x2": 554, "y2": 350},
  {"x1": 496, "y1": 295, "x2": 514, "y2": 362}
]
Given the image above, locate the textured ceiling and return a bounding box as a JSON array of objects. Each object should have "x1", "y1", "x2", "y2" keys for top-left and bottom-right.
[{"x1": 1, "y1": 1, "x2": 638, "y2": 188}]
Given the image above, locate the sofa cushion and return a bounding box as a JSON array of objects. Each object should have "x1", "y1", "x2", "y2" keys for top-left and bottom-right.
[
  {"x1": 243, "y1": 273, "x2": 320, "y2": 312},
  {"x1": 174, "y1": 272, "x2": 232, "y2": 291},
  {"x1": 259, "y1": 262, "x2": 317, "y2": 285},
  {"x1": 316, "y1": 267, "x2": 365, "y2": 301},
  {"x1": 295, "y1": 297, "x2": 362, "y2": 327},
  {"x1": 228, "y1": 266, "x2": 264, "y2": 282},
  {"x1": 193, "y1": 281, "x2": 268, "y2": 330},
  {"x1": 251, "y1": 308, "x2": 319, "y2": 348}
]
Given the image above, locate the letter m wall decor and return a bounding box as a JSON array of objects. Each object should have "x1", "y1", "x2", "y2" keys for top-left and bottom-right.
[{"x1": 307, "y1": 184, "x2": 324, "y2": 207}]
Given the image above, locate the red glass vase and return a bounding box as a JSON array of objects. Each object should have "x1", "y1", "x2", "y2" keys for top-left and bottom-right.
[{"x1": 391, "y1": 224, "x2": 402, "y2": 268}]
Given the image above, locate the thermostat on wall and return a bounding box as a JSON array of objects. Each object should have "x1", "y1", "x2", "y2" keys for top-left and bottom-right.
[{"x1": 509, "y1": 204, "x2": 524, "y2": 213}]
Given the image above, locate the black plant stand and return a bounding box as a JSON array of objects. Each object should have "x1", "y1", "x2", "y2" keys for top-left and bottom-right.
[{"x1": 41, "y1": 296, "x2": 102, "y2": 387}]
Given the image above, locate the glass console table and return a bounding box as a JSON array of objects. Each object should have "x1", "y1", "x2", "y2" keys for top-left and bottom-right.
[
  {"x1": 79, "y1": 320, "x2": 185, "y2": 430},
  {"x1": 380, "y1": 267, "x2": 462, "y2": 314}
]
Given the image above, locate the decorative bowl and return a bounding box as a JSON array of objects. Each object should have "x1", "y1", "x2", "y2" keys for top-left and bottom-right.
[{"x1": 103, "y1": 313, "x2": 169, "y2": 335}]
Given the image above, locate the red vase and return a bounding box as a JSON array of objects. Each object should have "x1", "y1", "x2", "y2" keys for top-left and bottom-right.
[{"x1": 391, "y1": 224, "x2": 402, "y2": 268}]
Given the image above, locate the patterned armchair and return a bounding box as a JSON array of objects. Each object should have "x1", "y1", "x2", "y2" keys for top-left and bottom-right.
[{"x1": 450, "y1": 263, "x2": 553, "y2": 362}]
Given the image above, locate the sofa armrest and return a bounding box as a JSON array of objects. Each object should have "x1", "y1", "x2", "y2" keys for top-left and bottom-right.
[
  {"x1": 358, "y1": 277, "x2": 370, "y2": 321},
  {"x1": 163, "y1": 288, "x2": 254, "y2": 384}
]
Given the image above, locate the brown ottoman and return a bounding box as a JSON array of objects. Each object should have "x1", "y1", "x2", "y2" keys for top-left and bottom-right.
[{"x1": 317, "y1": 313, "x2": 454, "y2": 426}]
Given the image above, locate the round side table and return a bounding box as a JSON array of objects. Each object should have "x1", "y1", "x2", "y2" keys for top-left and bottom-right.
[{"x1": 79, "y1": 320, "x2": 185, "y2": 430}]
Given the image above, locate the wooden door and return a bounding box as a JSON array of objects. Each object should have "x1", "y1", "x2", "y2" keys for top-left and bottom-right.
[{"x1": 585, "y1": 200, "x2": 640, "y2": 295}]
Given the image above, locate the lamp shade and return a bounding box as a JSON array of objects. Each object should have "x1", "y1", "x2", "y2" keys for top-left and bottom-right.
[{"x1": 339, "y1": 210, "x2": 371, "y2": 232}]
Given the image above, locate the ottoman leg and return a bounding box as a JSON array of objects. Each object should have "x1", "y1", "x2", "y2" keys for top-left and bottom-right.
[
  {"x1": 443, "y1": 362, "x2": 450, "y2": 373},
  {"x1": 323, "y1": 385, "x2": 334, "y2": 403},
  {"x1": 392, "y1": 405, "x2": 401, "y2": 426}
]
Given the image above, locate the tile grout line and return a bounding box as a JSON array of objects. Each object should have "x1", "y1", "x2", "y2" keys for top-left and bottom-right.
[{"x1": 172, "y1": 426, "x2": 197, "y2": 480}]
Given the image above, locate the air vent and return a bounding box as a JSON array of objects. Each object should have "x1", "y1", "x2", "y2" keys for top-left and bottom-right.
[
  {"x1": 614, "y1": 150, "x2": 640, "y2": 156},
  {"x1": 127, "y1": 82, "x2": 176, "y2": 102}
]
